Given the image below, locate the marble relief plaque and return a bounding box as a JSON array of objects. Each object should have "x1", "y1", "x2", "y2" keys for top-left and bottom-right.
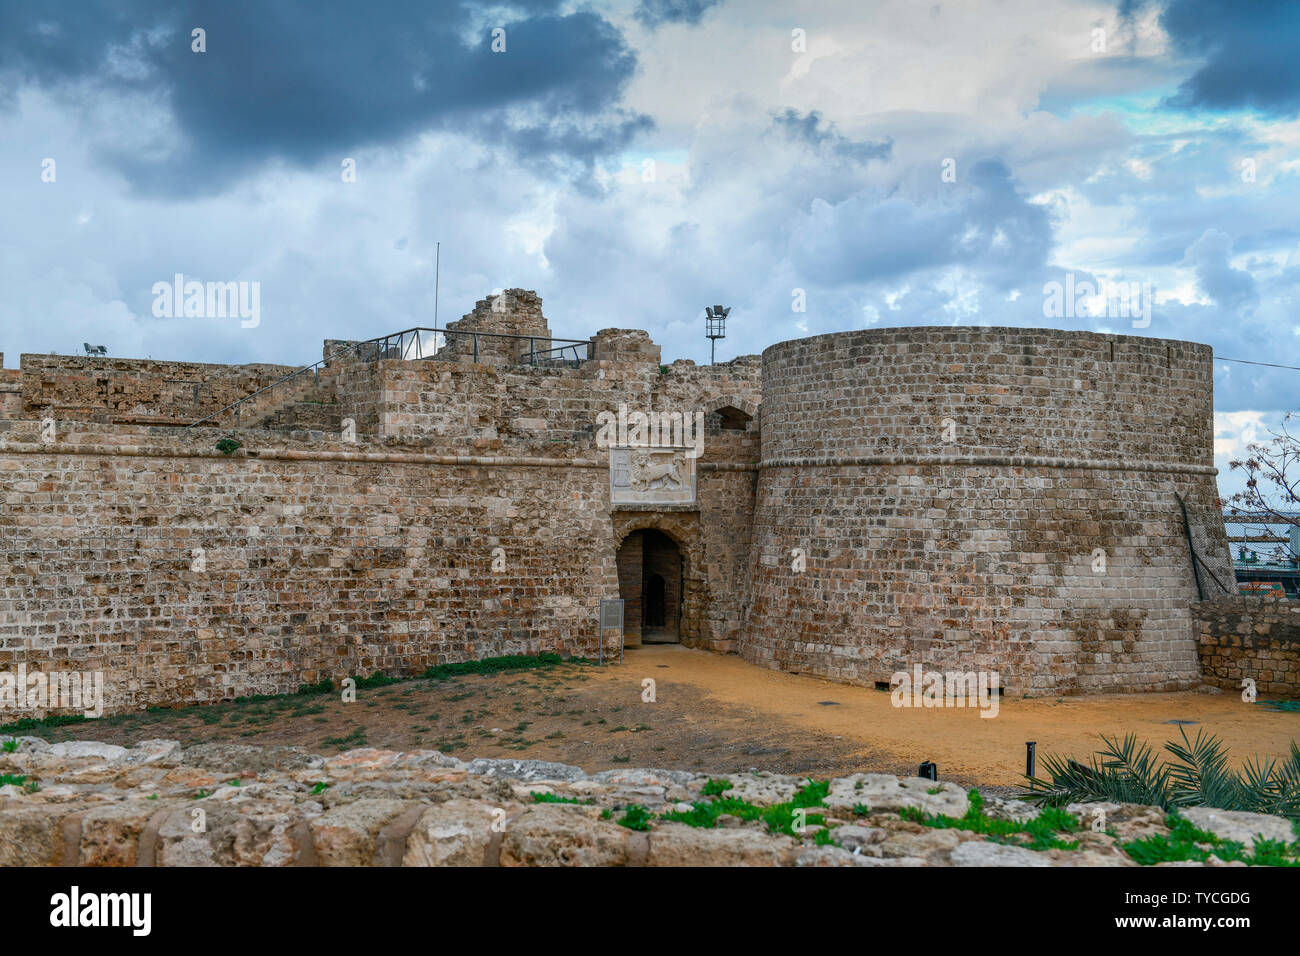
[{"x1": 609, "y1": 446, "x2": 696, "y2": 505}]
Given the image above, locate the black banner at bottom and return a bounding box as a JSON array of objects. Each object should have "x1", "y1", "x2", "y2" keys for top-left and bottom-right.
[{"x1": 1, "y1": 864, "x2": 1280, "y2": 943}]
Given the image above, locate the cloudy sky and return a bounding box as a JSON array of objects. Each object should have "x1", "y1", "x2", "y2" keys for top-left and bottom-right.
[{"x1": 1, "y1": 0, "x2": 1297, "y2": 496}]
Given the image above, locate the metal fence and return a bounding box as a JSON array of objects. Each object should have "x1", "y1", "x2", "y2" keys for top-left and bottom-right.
[
  {"x1": 352, "y1": 327, "x2": 589, "y2": 368},
  {"x1": 187, "y1": 326, "x2": 591, "y2": 429}
]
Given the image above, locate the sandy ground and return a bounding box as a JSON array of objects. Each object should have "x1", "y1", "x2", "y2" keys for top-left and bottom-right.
[
  {"x1": 19, "y1": 644, "x2": 1297, "y2": 791},
  {"x1": 609, "y1": 645, "x2": 1299, "y2": 785}
]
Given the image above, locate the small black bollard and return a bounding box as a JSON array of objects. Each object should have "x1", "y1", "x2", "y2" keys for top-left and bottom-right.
[
  {"x1": 1026, "y1": 741, "x2": 1037, "y2": 779},
  {"x1": 918, "y1": 761, "x2": 937, "y2": 781}
]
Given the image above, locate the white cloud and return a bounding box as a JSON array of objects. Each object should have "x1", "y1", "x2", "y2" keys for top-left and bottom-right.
[{"x1": 1214, "y1": 410, "x2": 1269, "y2": 459}]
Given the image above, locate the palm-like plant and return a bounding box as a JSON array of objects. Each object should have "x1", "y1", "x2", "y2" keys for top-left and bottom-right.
[{"x1": 1020, "y1": 728, "x2": 1300, "y2": 819}]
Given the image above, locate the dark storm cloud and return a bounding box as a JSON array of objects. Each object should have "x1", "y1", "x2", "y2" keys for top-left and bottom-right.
[
  {"x1": 0, "y1": 0, "x2": 650, "y2": 193},
  {"x1": 633, "y1": 0, "x2": 723, "y2": 29},
  {"x1": 771, "y1": 109, "x2": 892, "y2": 164},
  {"x1": 1121, "y1": 0, "x2": 1300, "y2": 116}
]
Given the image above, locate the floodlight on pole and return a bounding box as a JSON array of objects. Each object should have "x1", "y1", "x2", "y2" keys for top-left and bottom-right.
[{"x1": 705, "y1": 305, "x2": 730, "y2": 365}]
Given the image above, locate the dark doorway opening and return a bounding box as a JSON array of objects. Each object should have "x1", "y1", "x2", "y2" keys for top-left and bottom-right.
[
  {"x1": 710, "y1": 405, "x2": 752, "y2": 431},
  {"x1": 616, "y1": 529, "x2": 683, "y2": 644},
  {"x1": 645, "y1": 573, "x2": 666, "y2": 627}
]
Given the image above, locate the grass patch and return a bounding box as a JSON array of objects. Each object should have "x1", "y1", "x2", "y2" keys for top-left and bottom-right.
[
  {"x1": 660, "y1": 779, "x2": 831, "y2": 837},
  {"x1": 354, "y1": 672, "x2": 402, "y2": 690},
  {"x1": 0, "y1": 714, "x2": 90, "y2": 735},
  {"x1": 530, "y1": 792, "x2": 595, "y2": 805},
  {"x1": 700, "y1": 778, "x2": 733, "y2": 797},
  {"x1": 812, "y1": 827, "x2": 837, "y2": 847},
  {"x1": 321, "y1": 727, "x2": 368, "y2": 749},
  {"x1": 295, "y1": 679, "x2": 336, "y2": 696},
  {"x1": 1122, "y1": 814, "x2": 1300, "y2": 867},
  {"x1": 421, "y1": 653, "x2": 584, "y2": 680},
  {"x1": 0, "y1": 773, "x2": 38, "y2": 792},
  {"x1": 899, "y1": 789, "x2": 1081, "y2": 851},
  {"x1": 793, "y1": 779, "x2": 830, "y2": 807},
  {"x1": 616, "y1": 804, "x2": 652, "y2": 831}
]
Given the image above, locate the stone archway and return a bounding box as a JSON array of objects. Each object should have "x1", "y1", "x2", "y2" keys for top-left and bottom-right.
[
  {"x1": 616, "y1": 529, "x2": 683, "y2": 644},
  {"x1": 703, "y1": 395, "x2": 759, "y2": 434},
  {"x1": 610, "y1": 511, "x2": 705, "y2": 647}
]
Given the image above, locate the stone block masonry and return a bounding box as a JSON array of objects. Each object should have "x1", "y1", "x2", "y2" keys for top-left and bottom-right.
[
  {"x1": 743, "y1": 326, "x2": 1233, "y2": 696},
  {"x1": 0, "y1": 291, "x2": 1236, "y2": 713},
  {"x1": 19, "y1": 353, "x2": 300, "y2": 426},
  {"x1": 0, "y1": 291, "x2": 762, "y2": 715},
  {"x1": 0, "y1": 418, "x2": 759, "y2": 715},
  {"x1": 0, "y1": 425, "x2": 616, "y2": 712},
  {"x1": 1193, "y1": 596, "x2": 1300, "y2": 697}
]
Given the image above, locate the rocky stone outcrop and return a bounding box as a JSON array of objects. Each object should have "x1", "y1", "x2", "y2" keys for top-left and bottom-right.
[
  {"x1": 1, "y1": 738, "x2": 1292, "y2": 867},
  {"x1": 1181, "y1": 806, "x2": 1299, "y2": 847}
]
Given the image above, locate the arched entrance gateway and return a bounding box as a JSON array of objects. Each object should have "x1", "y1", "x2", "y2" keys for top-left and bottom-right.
[{"x1": 616, "y1": 529, "x2": 683, "y2": 644}]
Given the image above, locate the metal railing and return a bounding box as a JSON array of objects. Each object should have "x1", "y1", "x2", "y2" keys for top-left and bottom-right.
[
  {"x1": 187, "y1": 326, "x2": 591, "y2": 429},
  {"x1": 354, "y1": 327, "x2": 590, "y2": 368},
  {"x1": 527, "y1": 341, "x2": 590, "y2": 366}
]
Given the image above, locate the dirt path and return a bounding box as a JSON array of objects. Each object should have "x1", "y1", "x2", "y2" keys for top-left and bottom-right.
[{"x1": 18, "y1": 644, "x2": 1297, "y2": 790}]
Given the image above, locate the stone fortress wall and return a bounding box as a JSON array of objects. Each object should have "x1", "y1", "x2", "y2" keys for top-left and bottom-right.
[
  {"x1": 1193, "y1": 596, "x2": 1300, "y2": 697},
  {"x1": 0, "y1": 292, "x2": 761, "y2": 715},
  {"x1": 0, "y1": 291, "x2": 1232, "y2": 715},
  {"x1": 744, "y1": 327, "x2": 1233, "y2": 695}
]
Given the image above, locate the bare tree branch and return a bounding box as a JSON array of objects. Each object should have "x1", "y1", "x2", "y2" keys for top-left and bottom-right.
[{"x1": 1226, "y1": 415, "x2": 1300, "y2": 558}]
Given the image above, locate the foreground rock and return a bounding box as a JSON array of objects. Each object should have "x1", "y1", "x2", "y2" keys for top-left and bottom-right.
[
  {"x1": 1180, "y1": 806, "x2": 1299, "y2": 847},
  {"x1": 0, "y1": 739, "x2": 1291, "y2": 867}
]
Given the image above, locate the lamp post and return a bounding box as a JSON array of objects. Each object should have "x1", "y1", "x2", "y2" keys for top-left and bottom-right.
[{"x1": 705, "y1": 305, "x2": 729, "y2": 365}]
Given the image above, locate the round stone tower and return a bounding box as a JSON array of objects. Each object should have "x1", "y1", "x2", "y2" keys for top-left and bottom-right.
[{"x1": 741, "y1": 326, "x2": 1232, "y2": 696}]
